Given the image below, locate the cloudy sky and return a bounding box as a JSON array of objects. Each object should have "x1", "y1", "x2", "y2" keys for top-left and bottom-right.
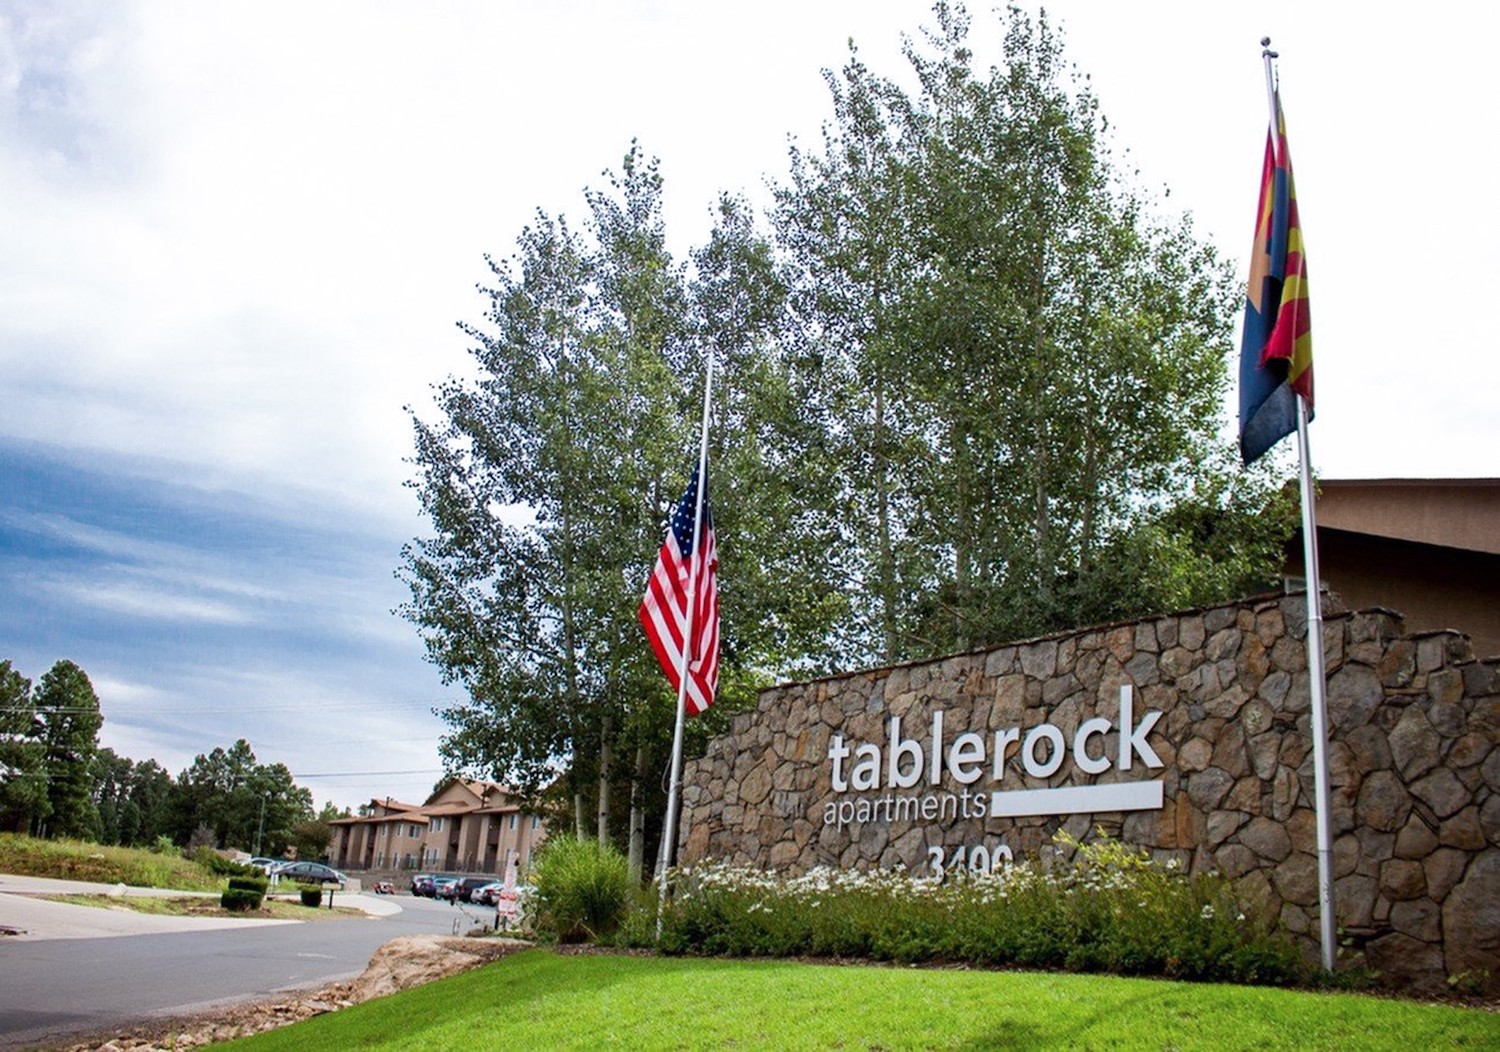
[{"x1": 2, "y1": 1, "x2": 1494, "y2": 813}]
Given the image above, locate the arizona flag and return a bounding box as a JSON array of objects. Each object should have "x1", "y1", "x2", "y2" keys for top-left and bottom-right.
[
  {"x1": 1239, "y1": 89, "x2": 1313, "y2": 465},
  {"x1": 639, "y1": 464, "x2": 720, "y2": 715}
]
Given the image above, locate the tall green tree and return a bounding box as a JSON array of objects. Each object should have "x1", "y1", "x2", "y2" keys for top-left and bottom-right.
[
  {"x1": 0, "y1": 660, "x2": 49, "y2": 834},
  {"x1": 291, "y1": 801, "x2": 346, "y2": 862},
  {"x1": 403, "y1": 145, "x2": 706, "y2": 843},
  {"x1": 169, "y1": 739, "x2": 312, "y2": 854},
  {"x1": 92, "y1": 749, "x2": 174, "y2": 848},
  {"x1": 402, "y1": 147, "x2": 847, "y2": 854},
  {"x1": 775, "y1": 40, "x2": 925, "y2": 664},
  {"x1": 37, "y1": 660, "x2": 102, "y2": 839},
  {"x1": 777, "y1": 2, "x2": 1287, "y2": 659}
]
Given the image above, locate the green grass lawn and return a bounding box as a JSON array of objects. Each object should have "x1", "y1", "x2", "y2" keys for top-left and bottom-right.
[{"x1": 226, "y1": 949, "x2": 1498, "y2": 1051}]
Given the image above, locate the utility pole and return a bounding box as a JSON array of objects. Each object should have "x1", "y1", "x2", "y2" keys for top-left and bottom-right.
[{"x1": 253, "y1": 795, "x2": 266, "y2": 857}]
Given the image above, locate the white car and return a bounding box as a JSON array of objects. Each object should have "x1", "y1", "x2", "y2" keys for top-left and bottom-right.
[{"x1": 470, "y1": 881, "x2": 505, "y2": 906}]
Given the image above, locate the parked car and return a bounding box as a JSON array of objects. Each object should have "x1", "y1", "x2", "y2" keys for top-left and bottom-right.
[
  {"x1": 370, "y1": 880, "x2": 396, "y2": 895},
  {"x1": 455, "y1": 876, "x2": 495, "y2": 903},
  {"x1": 470, "y1": 881, "x2": 505, "y2": 906},
  {"x1": 410, "y1": 874, "x2": 435, "y2": 896},
  {"x1": 273, "y1": 861, "x2": 347, "y2": 887},
  {"x1": 247, "y1": 857, "x2": 280, "y2": 873},
  {"x1": 432, "y1": 877, "x2": 459, "y2": 900}
]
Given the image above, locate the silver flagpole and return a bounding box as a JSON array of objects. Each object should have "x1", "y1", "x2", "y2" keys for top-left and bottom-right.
[
  {"x1": 1262, "y1": 39, "x2": 1337, "y2": 973},
  {"x1": 656, "y1": 349, "x2": 715, "y2": 939}
]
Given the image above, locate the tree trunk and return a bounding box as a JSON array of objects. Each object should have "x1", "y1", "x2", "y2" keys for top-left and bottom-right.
[
  {"x1": 596, "y1": 715, "x2": 612, "y2": 845},
  {"x1": 1079, "y1": 420, "x2": 1099, "y2": 571},
  {"x1": 627, "y1": 741, "x2": 647, "y2": 884},
  {"x1": 1030, "y1": 208, "x2": 1053, "y2": 609},
  {"x1": 874, "y1": 372, "x2": 899, "y2": 663},
  {"x1": 954, "y1": 433, "x2": 972, "y2": 650},
  {"x1": 573, "y1": 791, "x2": 586, "y2": 839}
]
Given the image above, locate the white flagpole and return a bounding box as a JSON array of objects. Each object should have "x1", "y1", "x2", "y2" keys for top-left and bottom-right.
[
  {"x1": 656, "y1": 350, "x2": 715, "y2": 938},
  {"x1": 1263, "y1": 39, "x2": 1337, "y2": 973}
]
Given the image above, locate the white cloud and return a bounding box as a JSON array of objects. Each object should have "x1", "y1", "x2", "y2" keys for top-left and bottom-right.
[{"x1": 43, "y1": 576, "x2": 255, "y2": 624}]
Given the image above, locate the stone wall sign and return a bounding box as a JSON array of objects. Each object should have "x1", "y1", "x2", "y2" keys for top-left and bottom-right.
[{"x1": 677, "y1": 595, "x2": 1500, "y2": 993}]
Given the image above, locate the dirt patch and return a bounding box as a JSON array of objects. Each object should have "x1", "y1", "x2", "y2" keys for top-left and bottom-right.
[{"x1": 57, "y1": 934, "x2": 532, "y2": 1051}]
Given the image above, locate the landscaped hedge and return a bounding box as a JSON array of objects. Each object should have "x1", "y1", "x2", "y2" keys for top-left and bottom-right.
[
  {"x1": 225, "y1": 875, "x2": 268, "y2": 909},
  {"x1": 299, "y1": 885, "x2": 325, "y2": 908},
  {"x1": 625, "y1": 835, "x2": 1304, "y2": 987},
  {"x1": 220, "y1": 887, "x2": 262, "y2": 912}
]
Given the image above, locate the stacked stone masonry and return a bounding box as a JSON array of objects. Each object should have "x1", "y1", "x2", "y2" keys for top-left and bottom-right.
[{"x1": 678, "y1": 594, "x2": 1500, "y2": 995}]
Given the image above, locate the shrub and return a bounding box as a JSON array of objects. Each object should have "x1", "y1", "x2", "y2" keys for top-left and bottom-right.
[
  {"x1": 193, "y1": 846, "x2": 259, "y2": 878},
  {"x1": 299, "y1": 885, "x2": 325, "y2": 908},
  {"x1": 225, "y1": 874, "x2": 268, "y2": 909},
  {"x1": 221, "y1": 888, "x2": 261, "y2": 912},
  {"x1": 639, "y1": 833, "x2": 1304, "y2": 987},
  {"x1": 530, "y1": 837, "x2": 631, "y2": 943}
]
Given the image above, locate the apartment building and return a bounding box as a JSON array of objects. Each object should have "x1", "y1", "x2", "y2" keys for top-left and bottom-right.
[
  {"x1": 1285, "y1": 478, "x2": 1500, "y2": 658},
  {"x1": 328, "y1": 778, "x2": 547, "y2": 876}
]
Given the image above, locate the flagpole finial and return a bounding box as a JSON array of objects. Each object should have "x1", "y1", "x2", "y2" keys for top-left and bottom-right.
[{"x1": 1261, "y1": 37, "x2": 1278, "y2": 58}]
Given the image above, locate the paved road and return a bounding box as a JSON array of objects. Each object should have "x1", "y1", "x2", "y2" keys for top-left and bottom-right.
[{"x1": 0, "y1": 877, "x2": 498, "y2": 1050}]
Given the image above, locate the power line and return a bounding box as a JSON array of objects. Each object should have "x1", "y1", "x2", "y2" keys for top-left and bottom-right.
[{"x1": 292, "y1": 768, "x2": 444, "y2": 780}]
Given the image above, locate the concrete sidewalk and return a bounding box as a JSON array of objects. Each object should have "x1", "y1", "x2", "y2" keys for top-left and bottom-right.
[{"x1": 0, "y1": 874, "x2": 401, "y2": 941}]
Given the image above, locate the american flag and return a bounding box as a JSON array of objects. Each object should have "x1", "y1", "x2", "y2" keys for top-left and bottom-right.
[{"x1": 638, "y1": 464, "x2": 719, "y2": 715}]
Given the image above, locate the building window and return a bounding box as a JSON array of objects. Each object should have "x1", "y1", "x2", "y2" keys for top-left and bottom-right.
[
  {"x1": 508, "y1": 814, "x2": 517, "y2": 830},
  {"x1": 429, "y1": 817, "x2": 444, "y2": 833},
  {"x1": 531, "y1": 816, "x2": 539, "y2": 829},
  {"x1": 409, "y1": 823, "x2": 421, "y2": 838}
]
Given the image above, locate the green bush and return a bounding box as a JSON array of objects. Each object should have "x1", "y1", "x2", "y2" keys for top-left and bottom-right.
[
  {"x1": 299, "y1": 885, "x2": 325, "y2": 908},
  {"x1": 193, "y1": 846, "x2": 259, "y2": 878},
  {"x1": 224, "y1": 874, "x2": 267, "y2": 909},
  {"x1": 220, "y1": 887, "x2": 261, "y2": 912},
  {"x1": 530, "y1": 837, "x2": 631, "y2": 943},
  {"x1": 637, "y1": 834, "x2": 1304, "y2": 987}
]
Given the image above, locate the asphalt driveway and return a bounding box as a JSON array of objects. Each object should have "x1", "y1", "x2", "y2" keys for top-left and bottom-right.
[
  {"x1": 0, "y1": 873, "x2": 446, "y2": 1050},
  {"x1": 0, "y1": 873, "x2": 398, "y2": 940}
]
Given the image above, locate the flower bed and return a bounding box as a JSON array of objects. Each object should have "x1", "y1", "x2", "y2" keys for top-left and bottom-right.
[{"x1": 628, "y1": 835, "x2": 1303, "y2": 986}]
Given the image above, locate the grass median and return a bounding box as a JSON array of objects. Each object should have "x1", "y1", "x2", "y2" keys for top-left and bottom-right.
[
  {"x1": 41, "y1": 892, "x2": 364, "y2": 921},
  {"x1": 223, "y1": 948, "x2": 1498, "y2": 1050}
]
